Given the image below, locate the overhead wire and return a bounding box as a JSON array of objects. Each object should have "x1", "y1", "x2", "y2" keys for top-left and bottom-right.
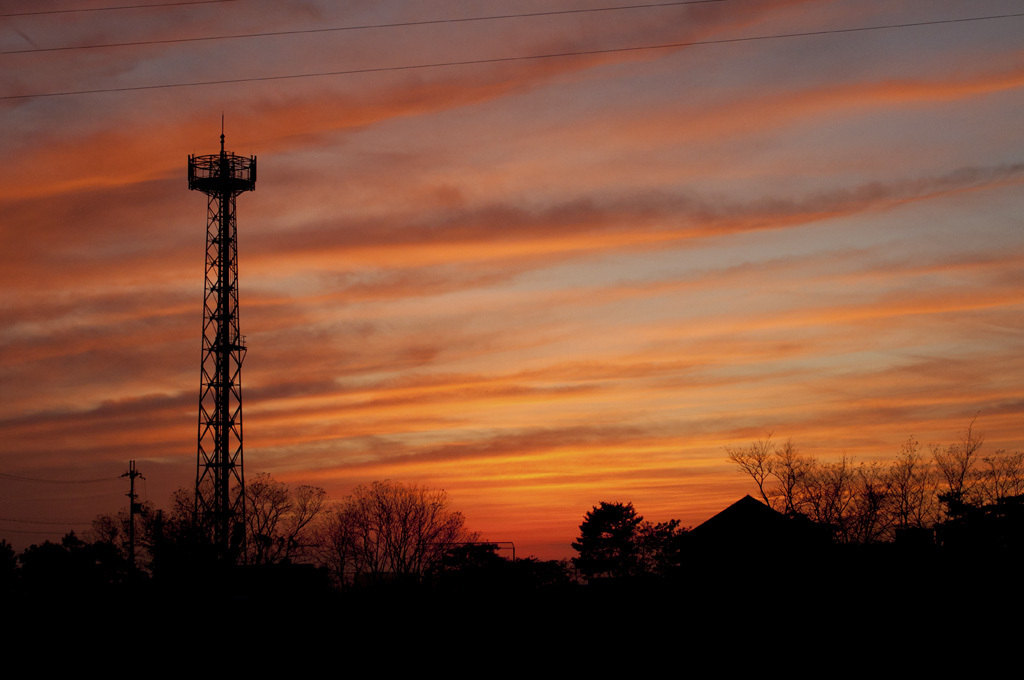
[
  {"x1": 0, "y1": 472, "x2": 121, "y2": 484},
  {"x1": 0, "y1": 527, "x2": 88, "y2": 536},
  {"x1": 2, "y1": 1, "x2": 725, "y2": 55},
  {"x1": 0, "y1": 470, "x2": 137, "y2": 538},
  {"x1": 2, "y1": 12, "x2": 1021, "y2": 101},
  {"x1": 0, "y1": 516, "x2": 94, "y2": 525},
  {"x1": 1, "y1": 0, "x2": 238, "y2": 17}
]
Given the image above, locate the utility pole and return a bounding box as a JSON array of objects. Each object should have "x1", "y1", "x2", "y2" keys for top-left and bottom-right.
[
  {"x1": 188, "y1": 127, "x2": 256, "y2": 559},
  {"x1": 121, "y1": 460, "x2": 144, "y2": 569}
]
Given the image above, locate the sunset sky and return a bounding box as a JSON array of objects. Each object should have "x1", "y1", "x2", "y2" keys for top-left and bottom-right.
[{"x1": 2, "y1": 0, "x2": 1023, "y2": 558}]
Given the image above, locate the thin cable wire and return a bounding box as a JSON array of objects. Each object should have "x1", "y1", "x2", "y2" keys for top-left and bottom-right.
[
  {"x1": 0, "y1": 527, "x2": 86, "y2": 535},
  {"x1": 0, "y1": 472, "x2": 120, "y2": 484},
  {"x1": 1, "y1": 0, "x2": 237, "y2": 17},
  {"x1": 2, "y1": 493, "x2": 125, "y2": 501},
  {"x1": 1, "y1": 1, "x2": 724, "y2": 55},
  {"x1": 2, "y1": 12, "x2": 1020, "y2": 101},
  {"x1": 0, "y1": 516, "x2": 93, "y2": 525}
]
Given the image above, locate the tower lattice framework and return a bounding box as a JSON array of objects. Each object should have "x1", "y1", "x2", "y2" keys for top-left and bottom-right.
[{"x1": 188, "y1": 133, "x2": 256, "y2": 557}]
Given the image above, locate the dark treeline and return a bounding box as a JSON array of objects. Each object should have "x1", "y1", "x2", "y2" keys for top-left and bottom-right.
[
  {"x1": 4, "y1": 420, "x2": 1024, "y2": 622},
  {"x1": 725, "y1": 419, "x2": 1024, "y2": 546},
  {"x1": 1, "y1": 477, "x2": 577, "y2": 613}
]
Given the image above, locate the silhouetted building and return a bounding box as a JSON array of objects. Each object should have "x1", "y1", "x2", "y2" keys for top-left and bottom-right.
[{"x1": 689, "y1": 495, "x2": 831, "y2": 557}]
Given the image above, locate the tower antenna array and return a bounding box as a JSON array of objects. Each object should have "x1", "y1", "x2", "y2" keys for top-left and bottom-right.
[{"x1": 188, "y1": 131, "x2": 256, "y2": 557}]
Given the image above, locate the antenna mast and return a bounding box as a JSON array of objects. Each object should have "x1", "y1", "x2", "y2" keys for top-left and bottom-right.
[
  {"x1": 121, "y1": 460, "x2": 144, "y2": 569},
  {"x1": 187, "y1": 130, "x2": 257, "y2": 559}
]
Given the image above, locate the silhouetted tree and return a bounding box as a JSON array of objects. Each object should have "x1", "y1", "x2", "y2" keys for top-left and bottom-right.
[
  {"x1": 635, "y1": 519, "x2": 687, "y2": 576},
  {"x1": 936, "y1": 493, "x2": 1024, "y2": 558},
  {"x1": 727, "y1": 436, "x2": 815, "y2": 517},
  {"x1": 572, "y1": 501, "x2": 643, "y2": 579},
  {"x1": 432, "y1": 544, "x2": 573, "y2": 594},
  {"x1": 572, "y1": 502, "x2": 688, "y2": 580},
  {"x1": 90, "y1": 500, "x2": 157, "y2": 571},
  {"x1": 771, "y1": 439, "x2": 813, "y2": 516},
  {"x1": 245, "y1": 473, "x2": 327, "y2": 565},
  {"x1": 726, "y1": 421, "x2": 1024, "y2": 545},
  {"x1": 725, "y1": 433, "x2": 776, "y2": 507},
  {"x1": 318, "y1": 480, "x2": 474, "y2": 587},
  {"x1": 431, "y1": 542, "x2": 505, "y2": 591},
  {"x1": 799, "y1": 455, "x2": 897, "y2": 543},
  {"x1": 887, "y1": 436, "x2": 939, "y2": 533},
  {"x1": 979, "y1": 450, "x2": 1024, "y2": 504},
  {"x1": 438, "y1": 542, "x2": 504, "y2": 572},
  {"x1": 0, "y1": 539, "x2": 16, "y2": 597},
  {"x1": 144, "y1": 476, "x2": 327, "y2": 571},
  {"x1": 18, "y1": 531, "x2": 130, "y2": 599},
  {"x1": 849, "y1": 462, "x2": 892, "y2": 543},
  {"x1": 145, "y1": 485, "x2": 222, "y2": 576},
  {"x1": 934, "y1": 417, "x2": 984, "y2": 514}
]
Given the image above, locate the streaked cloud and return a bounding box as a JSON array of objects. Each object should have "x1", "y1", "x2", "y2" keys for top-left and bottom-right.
[{"x1": 2, "y1": 0, "x2": 1022, "y2": 556}]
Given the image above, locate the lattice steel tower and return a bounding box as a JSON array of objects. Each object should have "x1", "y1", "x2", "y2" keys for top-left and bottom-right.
[{"x1": 188, "y1": 132, "x2": 256, "y2": 557}]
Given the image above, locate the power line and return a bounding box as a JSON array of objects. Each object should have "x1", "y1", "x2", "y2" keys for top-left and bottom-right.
[
  {"x1": 0, "y1": 516, "x2": 93, "y2": 526},
  {"x1": 2, "y1": 12, "x2": 1021, "y2": 101},
  {"x1": 0, "y1": 527, "x2": 84, "y2": 536},
  {"x1": 1, "y1": 1, "x2": 724, "y2": 55},
  {"x1": 0, "y1": 472, "x2": 120, "y2": 484},
  {"x1": 2, "y1": 492, "x2": 125, "y2": 501},
  {"x1": 0, "y1": 0, "x2": 237, "y2": 17}
]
